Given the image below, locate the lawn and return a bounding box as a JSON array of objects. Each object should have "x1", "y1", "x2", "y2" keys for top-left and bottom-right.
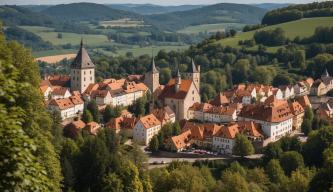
[
  {"x1": 216, "y1": 17, "x2": 333, "y2": 48},
  {"x1": 178, "y1": 23, "x2": 245, "y2": 34},
  {"x1": 20, "y1": 26, "x2": 108, "y2": 46},
  {"x1": 99, "y1": 18, "x2": 147, "y2": 28},
  {"x1": 97, "y1": 45, "x2": 189, "y2": 57}
]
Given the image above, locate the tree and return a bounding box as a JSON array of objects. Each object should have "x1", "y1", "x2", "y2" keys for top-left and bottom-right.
[
  {"x1": 233, "y1": 134, "x2": 255, "y2": 157},
  {"x1": 284, "y1": 170, "x2": 311, "y2": 192},
  {"x1": 128, "y1": 96, "x2": 147, "y2": 117},
  {"x1": 103, "y1": 105, "x2": 121, "y2": 123},
  {"x1": 217, "y1": 171, "x2": 250, "y2": 192},
  {"x1": 265, "y1": 159, "x2": 287, "y2": 184},
  {"x1": 301, "y1": 119, "x2": 312, "y2": 136},
  {"x1": 82, "y1": 109, "x2": 93, "y2": 123},
  {"x1": 57, "y1": 33, "x2": 63, "y2": 39},
  {"x1": 279, "y1": 151, "x2": 304, "y2": 175},
  {"x1": 102, "y1": 173, "x2": 124, "y2": 192},
  {"x1": 87, "y1": 100, "x2": 100, "y2": 122},
  {"x1": 149, "y1": 135, "x2": 159, "y2": 153},
  {"x1": 0, "y1": 26, "x2": 63, "y2": 191},
  {"x1": 272, "y1": 73, "x2": 292, "y2": 87}
]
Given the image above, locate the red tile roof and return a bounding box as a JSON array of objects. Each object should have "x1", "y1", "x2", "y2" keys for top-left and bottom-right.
[
  {"x1": 138, "y1": 114, "x2": 161, "y2": 129},
  {"x1": 159, "y1": 78, "x2": 193, "y2": 100}
]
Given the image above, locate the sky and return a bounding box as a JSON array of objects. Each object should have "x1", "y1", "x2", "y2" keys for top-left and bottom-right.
[{"x1": 0, "y1": 0, "x2": 326, "y2": 6}]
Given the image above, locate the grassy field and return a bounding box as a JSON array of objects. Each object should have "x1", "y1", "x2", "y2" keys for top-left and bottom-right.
[
  {"x1": 99, "y1": 18, "x2": 147, "y2": 28},
  {"x1": 20, "y1": 26, "x2": 108, "y2": 46},
  {"x1": 178, "y1": 23, "x2": 245, "y2": 34},
  {"x1": 96, "y1": 45, "x2": 189, "y2": 57},
  {"x1": 216, "y1": 17, "x2": 333, "y2": 49}
]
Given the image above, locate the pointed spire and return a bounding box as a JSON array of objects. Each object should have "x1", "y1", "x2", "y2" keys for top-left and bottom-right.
[
  {"x1": 149, "y1": 54, "x2": 158, "y2": 73},
  {"x1": 323, "y1": 68, "x2": 330, "y2": 77},
  {"x1": 177, "y1": 69, "x2": 181, "y2": 77},
  {"x1": 191, "y1": 58, "x2": 199, "y2": 73},
  {"x1": 80, "y1": 37, "x2": 83, "y2": 48}
]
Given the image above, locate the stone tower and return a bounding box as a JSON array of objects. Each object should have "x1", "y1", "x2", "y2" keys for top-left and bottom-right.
[
  {"x1": 144, "y1": 57, "x2": 160, "y2": 93},
  {"x1": 70, "y1": 39, "x2": 95, "y2": 93},
  {"x1": 184, "y1": 59, "x2": 200, "y2": 91}
]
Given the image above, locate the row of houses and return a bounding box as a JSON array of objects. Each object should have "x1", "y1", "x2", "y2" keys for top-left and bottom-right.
[{"x1": 166, "y1": 121, "x2": 264, "y2": 154}]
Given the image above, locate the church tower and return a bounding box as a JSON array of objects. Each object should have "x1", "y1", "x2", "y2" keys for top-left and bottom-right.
[
  {"x1": 184, "y1": 59, "x2": 200, "y2": 91},
  {"x1": 144, "y1": 57, "x2": 160, "y2": 93},
  {"x1": 70, "y1": 39, "x2": 95, "y2": 93}
]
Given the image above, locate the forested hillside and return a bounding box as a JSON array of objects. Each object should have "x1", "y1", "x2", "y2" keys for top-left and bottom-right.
[
  {"x1": 109, "y1": 4, "x2": 202, "y2": 15},
  {"x1": 42, "y1": 3, "x2": 141, "y2": 21},
  {"x1": 0, "y1": 5, "x2": 55, "y2": 26},
  {"x1": 262, "y1": 1, "x2": 333, "y2": 25},
  {"x1": 145, "y1": 3, "x2": 266, "y2": 31}
]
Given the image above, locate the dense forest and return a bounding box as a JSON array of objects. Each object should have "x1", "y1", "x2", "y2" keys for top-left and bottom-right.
[{"x1": 262, "y1": 1, "x2": 333, "y2": 25}]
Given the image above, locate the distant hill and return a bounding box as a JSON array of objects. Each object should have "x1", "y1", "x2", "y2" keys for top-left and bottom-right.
[
  {"x1": 145, "y1": 3, "x2": 267, "y2": 32},
  {"x1": 0, "y1": 5, "x2": 55, "y2": 26},
  {"x1": 42, "y1": 3, "x2": 141, "y2": 21},
  {"x1": 216, "y1": 17, "x2": 333, "y2": 50},
  {"x1": 252, "y1": 3, "x2": 291, "y2": 10},
  {"x1": 21, "y1": 5, "x2": 52, "y2": 12},
  {"x1": 262, "y1": 1, "x2": 333, "y2": 25},
  {"x1": 109, "y1": 4, "x2": 203, "y2": 15}
]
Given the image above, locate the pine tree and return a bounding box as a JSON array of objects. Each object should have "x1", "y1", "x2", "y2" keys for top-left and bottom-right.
[{"x1": 87, "y1": 100, "x2": 100, "y2": 122}]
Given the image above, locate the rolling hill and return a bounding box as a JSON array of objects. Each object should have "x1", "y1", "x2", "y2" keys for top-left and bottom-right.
[
  {"x1": 216, "y1": 17, "x2": 333, "y2": 50},
  {"x1": 145, "y1": 3, "x2": 267, "y2": 32},
  {"x1": 41, "y1": 3, "x2": 141, "y2": 21},
  {"x1": 0, "y1": 5, "x2": 55, "y2": 26},
  {"x1": 109, "y1": 4, "x2": 203, "y2": 15}
]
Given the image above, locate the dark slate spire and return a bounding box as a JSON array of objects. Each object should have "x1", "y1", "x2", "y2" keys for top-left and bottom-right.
[
  {"x1": 190, "y1": 58, "x2": 199, "y2": 73},
  {"x1": 71, "y1": 38, "x2": 94, "y2": 69},
  {"x1": 149, "y1": 57, "x2": 158, "y2": 73},
  {"x1": 322, "y1": 68, "x2": 330, "y2": 77}
]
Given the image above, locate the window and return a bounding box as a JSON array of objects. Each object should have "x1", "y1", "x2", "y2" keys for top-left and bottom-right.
[
  {"x1": 90, "y1": 70, "x2": 92, "y2": 74},
  {"x1": 90, "y1": 77, "x2": 92, "y2": 81},
  {"x1": 84, "y1": 71, "x2": 86, "y2": 75},
  {"x1": 84, "y1": 77, "x2": 86, "y2": 81}
]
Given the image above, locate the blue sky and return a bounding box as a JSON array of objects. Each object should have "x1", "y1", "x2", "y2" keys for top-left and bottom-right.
[{"x1": 0, "y1": 0, "x2": 326, "y2": 6}]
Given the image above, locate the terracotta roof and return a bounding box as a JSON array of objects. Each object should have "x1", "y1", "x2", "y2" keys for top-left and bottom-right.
[
  {"x1": 106, "y1": 117, "x2": 136, "y2": 130},
  {"x1": 86, "y1": 121, "x2": 101, "y2": 135},
  {"x1": 216, "y1": 124, "x2": 239, "y2": 139},
  {"x1": 206, "y1": 105, "x2": 237, "y2": 116},
  {"x1": 52, "y1": 87, "x2": 70, "y2": 96},
  {"x1": 152, "y1": 106, "x2": 175, "y2": 124},
  {"x1": 170, "y1": 129, "x2": 192, "y2": 150},
  {"x1": 182, "y1": 122, "x2": 222, "y2": 141},
  {"x1": 159, "y1": 78, "x2": 193, "y2": 100},
  {"x1": 305, "y1": 78, "x2": 314, "y2": 87},
  {"x1": 40, "y1": 80, "x2": 52, "y2": 93},
  {"x1": 289, "y1": 101, "x2": 304, "y2": 115},
  {"x1": 91, "y1": 90, "x2": 110, "y2": 98},
  {"x1": 296, "y1": 95, "x2": 311, "y2": 109},
  {"x1": 209, "y1": 93, "x2": 230, "y2": 106},
  {"x1": 70, "y1": 96, "x2": 84, "y2": 105},
  {"x1": 49, "y1": 98, "x2": 74, "y2": 110},
  {"x1": 48, "y1": 75, "x2": 70, "y2": 87},
  {"x1": 138, "y1": 114, "x2": 161, "y2": 129},
  {"x1": 63, "y1": 120, "x2": 86, "y2": 138},
  {"x1": 239, "y1": 100, "x2": 293, "y2": 123},
  {"x1": 189, "y1": 102, "x2": 213, "y2": 112},
  {"x1": 71, "y1": 91, "x2": 81, "y2": 97},
  {"x1": 237, "y1": 121, "x2": 264, "y2": 138}
]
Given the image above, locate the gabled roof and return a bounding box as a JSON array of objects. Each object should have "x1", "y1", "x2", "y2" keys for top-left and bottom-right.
[
  {"x1": 138, "y1": 114, "x2": 161, "y2": 129},
  {"x1": 289, "y1": 101, "x2": 304, "y2": 115},
  {"x1": 209, "y1": 93, "x2": 230, "y2": 106},
  {"x1": 239, "y1": 100, "x2": 293, "y2": 123},
  {"x1": 159, "y1": 78, "x2": 193, "y2": 100},
  {"x1": 71, "y1": 39, "x2": 94, "y2": 69},
  {"x1": 49, "y1": 98, "x2": 74, "y2": 110},
  {"x1": 296, "y1": 95, "x2": 311, "y2": 109}
]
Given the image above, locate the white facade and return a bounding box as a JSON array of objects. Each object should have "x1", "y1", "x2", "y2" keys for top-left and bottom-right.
[
  {"x1": 274, "y1": 89, "x2": 284, "y2": 100},
  {"x1": 43, "y1": 87, "x2": 52, "y2": 100},
  {"x1": 238, "y1": 117, "x2": 292, "y2": 142},
  {"x1": 48, "y1": 105, "x2": 76, "y2": 120},
  {"x1": 294, "y1": 83, "x2": 308, "y2": 96},
  {"x1": 212, "y1": 137, "x2": 235, "y2": 154},
  {"x1": 52, "y1": 89, "x2": 71, "y2": 100},
  {"x1": 95, "y1": 92, "x2": 112, "y2": 106},
  {"x1": 71, "y1": 68, "x2": 95, "y2": 93},
  {"x1": 133, "y1": 121, "x2": 161, "y2": 145},
  {"x1": 73, "y1": 103, "x2": 84, "y2": 114}
]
